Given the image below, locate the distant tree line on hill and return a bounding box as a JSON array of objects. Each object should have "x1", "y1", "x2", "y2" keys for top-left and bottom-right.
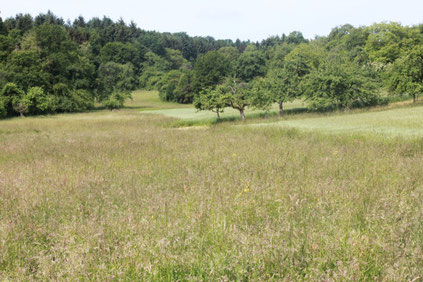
[
  {"x1": 0, "y1": 12, "x2": 422, "y2": 119},
  {"x1": 0, "y1": 11, "x2": 248, "y2": 117},
  {"x1": 190, "y1": 22, "x2": 423, "y2": 120}
]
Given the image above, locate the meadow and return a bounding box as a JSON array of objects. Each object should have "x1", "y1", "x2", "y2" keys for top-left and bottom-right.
[
  {"x1": 1, "y1": 91, "x2": 423, "y2": 280},
  {"x1": 129, "y1": 90, "x2": 306, "y2": 123},
  {"x1": 253, "y1": 101, "x2": 423, "y2": 138}
]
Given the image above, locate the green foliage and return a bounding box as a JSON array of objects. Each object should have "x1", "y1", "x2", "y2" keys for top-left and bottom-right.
[
  {"x1": 1, "y1": 82, "x2": 23, "y2": 97},
  {"x1": 0, "y1": 17, "x2": 7, "y2": 36},
  {"x1": 102, "y1": 92, "x2": 126, "y2": 110},
  {"x1": 248, "y1": 77, "x2": 273, "y2": 111},
  {"x1": 284, "y1": 43, "x2": 326, "y2": 77},
  {"x1": 235, "y1": 47, "x2": 266, "y2": 81},
  {"x1": 251, "y1": 67, "x2": 300, "y2": 115},
  {"x1": 173, "y1": 71, "x2": 194, "y2": 103},
  {"x1": 52, "y1": 83, "x2": 93, "y2": 112},
  {"x1": 304, "y1": 61, "x2": 384, "y2": 111},
  {"x1": 7, "y1": 13, "x2": 34, "y2": 35},
  {"x1": 143, "y1": 51, "x2": 171, "y2": 72},
  {"x1": 1, "y1": 82, "x2": 24, "y2": 115},
  {"x1": 0, "y1": 66, "x2": 7, "y2": 91},
  {"x1": 192, "y1": 78, "x2": 254, "y2": 120},
  {"x1": 66, "y1": 55, "x2": 96, "y2": 90},
  {"x1": 158, "y1": 69, "x2": 195, "y2": 104},
  {"x1": 365, "y1": 22, "x2": 422, "y2": 65},
  {"x1": 97, "y1": 62, "x2": 135, "y2": 100},
  {"x1": 389, "y1": 46, "x2": 423, "y2": 102},
  {"x1": 267, "y1": 43, "x2": 295, "y2": 69},
  {"x1": 138, "y1": 67, "x2": 166, "y2": 90},
  {"x1": 269, "y1": 68, "x2": 300, "y2": 102},
  {"x1": 0, "y1": 35, "x2": 13, "y2": 61},
  {"x1": 0, "y1": 12, "x2": 251, "y2": 118},
  {"x1": 0, "y1": 97, "x2": 6, "y2": 118},
  {"x1": 194, "y1": 85, "x2": 227, "y2": 119},
  {"x1": 285, "y1": 31, "x2": 308, "y2": 45},
  {"x1": 165, "y1": 48, "x2": 189, "y2": 70},
  {"x1": 326, "y1": 25, "x2": 370, "y2": 64},
  {"x1": 193, "y1": 51, "x2": 230, "y2": 92},
  {"x1": 26, "y1": 86, "x2": 57, "y2": 114},
  {"x1": 217, "y1": 46, "x2": 240, "y2": 75},
  {"x1": 222, "y1": 79, "x2": 253, "y2": 120},
  {"x1": 58, "y1": 89, "x2": 94, "y2": 112},
  {"x1": 158, "y1": 70, "x2": 183, "y2": 102},
  {"x1": 71, "y1": 89, "x2": 94, "y2": 111},
  {"x1": 5, "y1": 50, "x2": 50, "y2": 92},
  {"x1": 218, "y1": 46, "x2": 240, "y2": 62},
  {"x1": 0, "y1": 12, "x2": 421, "y2": 118},
  {"x1": 53, "y1": 83, "x2": 70, "y2": 97},
  {"x1": 35, "y1": 24, "x2": 68, "y2": 54},
  {"x1": 100, "y1": 42, "x2": 143, "y2": 73},
  {"x1": 12, "y1": 95, "x2": 31, "y2": 116}
]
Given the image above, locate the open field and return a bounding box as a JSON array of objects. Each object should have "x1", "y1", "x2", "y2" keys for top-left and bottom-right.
[
  {"x1": 131, "y1": 91, "x2": 306, "y2": 122},
  {"x1": 146, "y1": 100, "x2": 305, "y2": 122},
  {"x1": 253, "y1": 101, "x2": 423, "y2": 138},
  {"x1": 1, "y1": 91, "x2": 423, "y2": 280},
  {"x1": 125, "y1": 90, "x2": 193, "y2": 111}
]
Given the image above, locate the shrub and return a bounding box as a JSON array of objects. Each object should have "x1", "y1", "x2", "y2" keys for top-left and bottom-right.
[
  {"x1": 102, "y1": 92, "x2": 126, "y2": 110},
  {"x1": 26, "y1": 87, "x2": 57, "y2": 114},
  {"x1": 0, "y1": 97, "x2": 7, "y2": 118}
]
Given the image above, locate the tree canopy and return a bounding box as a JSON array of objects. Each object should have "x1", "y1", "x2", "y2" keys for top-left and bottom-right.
[{"x1": 1, "y1": 12, "x2": 422, "y2": 119}]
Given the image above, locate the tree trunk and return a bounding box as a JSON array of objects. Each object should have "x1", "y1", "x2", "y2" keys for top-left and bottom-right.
[
  {"x1": 240, "y1": 109, "x2": 246, "y2": 121},
  {"x1": 216, "y1": 110, "x2": 221, "y2": 120},
  {"x1": 20, "y1": 112, "x2": 24, "y2": 118},
  {"x1": 279, "y1": 101, "x2": 284, "y2": 117},
  {"x1": 413, "y1": 94, "x2": 417, "y2": 103}
]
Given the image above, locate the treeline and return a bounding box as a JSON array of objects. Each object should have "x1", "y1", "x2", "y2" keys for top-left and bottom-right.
[
  {"x1": 170, "y1": 23, "x2": 423, "y2": 120},
  {"x1": 1, "y1": 12, "x2": 422, "y2": 119},
  {"x1": 0, "y1": 11, "x2": 250, "y2": 117}
]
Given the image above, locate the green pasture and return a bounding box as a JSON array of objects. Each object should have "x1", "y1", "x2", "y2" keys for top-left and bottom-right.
[
  {"x1": 134, "y1": 90, "x2": 306, "y2": 121},
  {"x1": 125, "y1": 90, "x2": 192, "y2": 111},
  {"x1": 253, "y1": 103, "x2": 423, "y2": 138},
  {"x1": 135, "y1": 91, "x2": 423, "y2": 138}
]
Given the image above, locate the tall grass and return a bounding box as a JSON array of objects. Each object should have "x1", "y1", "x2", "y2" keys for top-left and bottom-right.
[{"x1": 1, "y1": 96, "x2": 423, "y2": 280}]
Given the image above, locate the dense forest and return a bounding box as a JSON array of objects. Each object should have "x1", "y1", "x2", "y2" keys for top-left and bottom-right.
[{"x1": 1, "y1": 11, "x2": 423, "y2": 118}]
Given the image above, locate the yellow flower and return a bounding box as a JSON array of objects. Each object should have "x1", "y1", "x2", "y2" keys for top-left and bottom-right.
[{"x1": 244, "y1": 188, "x2": 249, "y2": 192}]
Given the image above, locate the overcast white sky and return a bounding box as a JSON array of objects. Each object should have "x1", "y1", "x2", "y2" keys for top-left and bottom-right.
[{"x1": 1, "y1": 0, "x2": 423, "y2": 41}]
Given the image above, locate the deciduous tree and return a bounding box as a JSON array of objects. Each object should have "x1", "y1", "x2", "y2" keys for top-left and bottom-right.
[
  {"x1": 389, "y1": 46, "x2": 423, "y2": 103},
  {"x1": 194, "y1": 85, "x2": 227, "y2": 120}
]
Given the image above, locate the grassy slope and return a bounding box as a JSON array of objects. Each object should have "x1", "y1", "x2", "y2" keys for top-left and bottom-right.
[
  {"x1": 252, "y1": 101, "x2": 423, "y2": 137},
  {"x1": 1, "y1": 91, "x2": 423, "y2": 280}
]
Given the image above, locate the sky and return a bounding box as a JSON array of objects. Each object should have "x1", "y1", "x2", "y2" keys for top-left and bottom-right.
[{"x1": 1, "y1": 0, "x2": 423, "y2": 41}]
